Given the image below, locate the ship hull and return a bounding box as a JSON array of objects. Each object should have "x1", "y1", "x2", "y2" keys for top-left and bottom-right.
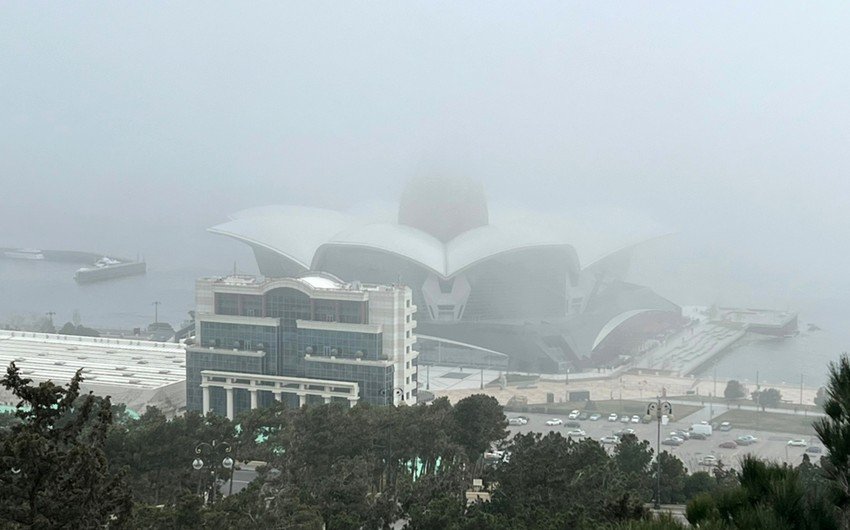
[{"x1": 74, "y1": 262, "x2": 147, "y2": 283}]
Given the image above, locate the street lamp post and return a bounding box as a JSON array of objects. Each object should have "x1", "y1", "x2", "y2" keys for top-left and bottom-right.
[
  {"x1": 192, "y1": 440, "x2": 234, "y2": 504},
  {"x1": 647, "y1": 397, "x2": 673, "y2": 509}
]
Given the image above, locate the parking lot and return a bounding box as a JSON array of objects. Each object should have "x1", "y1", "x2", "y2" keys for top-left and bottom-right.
[{"x1": 506, "y1": 411, "x2": 824, "y2": 471}]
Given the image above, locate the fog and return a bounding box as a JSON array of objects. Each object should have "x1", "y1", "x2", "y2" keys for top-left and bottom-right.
[{"x1": 2, "y1": 1, "x2": 850, "y2": 311}]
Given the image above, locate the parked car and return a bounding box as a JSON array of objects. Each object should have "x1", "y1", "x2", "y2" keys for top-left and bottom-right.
[
  {"x1": 566, "y1": 429, "x2": 587, "y2": 438},
  {"x1": 600, "y1": 435, "x2": 620, "y2": 445},
  {"x1": 699, "y1": 455, "x2": 719, "y2": 466},
  {"x1": 662, "y1": 437, "x2": 683, "y2": 446},
  {"x1": 620, "y1": 415, "x2": 631, "y2": 424},
  {"x1": 718, "y1": 441, "x2": 737, "y2": 449},
  {"x1": 508, "y1": 417, "x2": 528, "y2": 426},
  {"x1": 806, "y1": 446, "x2": 823, "y2": 454},
  {"x1": 689, "y1": 432, "x2": 708, "y2": 440},
  {"x1": 615, "y1": 428, "x2": 636, "y2": 437},
  {"x1": 736, "y1": 435, "x2": 757, "y2": 446},
  {"x1": 545, "y1": 418, "x2": 564, "y2": 426},
  {"x1": 589, "y1": 413, "x2": 602, "y2": 421},
  {"x1": 671, "y1": 430, "x2": 690, "y2": 440},
  {"x1": 484, "y1": 450, "x2": 504, "y2": 462},
  {"x1": 565, "y1": 421, "x2": 581, "y2": 428},
  {"x1": 630, "y1": 415, "x2": 640, "y2": 423},
  {"x1": 719, "y1": 421, "x2": 732, "y2": 431},
  {"x1": 578, "y1": 412, "x2": 589, "y2": 421},
  {"x1": 608, "y1": 413, "x2": 619, "y2": 422},
  {"x1": 568, "y1": 410, "x2": 580, "y2": 420},
  {"x1": 787, "y1": 439, "x2": 807, "y2": 447}
]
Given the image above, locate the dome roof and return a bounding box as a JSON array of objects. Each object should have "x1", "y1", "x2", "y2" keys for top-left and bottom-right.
[{"x1": 398, "y1": 175, "x2": 489, "y2": 243}]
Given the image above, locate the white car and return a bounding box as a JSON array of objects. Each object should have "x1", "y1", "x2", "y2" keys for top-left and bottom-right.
[
  {"x1": 608, "y1": 413, "x2": 619, "y2": 422},
  {"x1": 545, "y1": 418, "x2": 564, "y2": 427},
  {"x1": 630, "y1": 415, "x2": 640, "y2": 423},
  {"x1": 566, "y1": 429, "x2": 586, "y2": 438},
  {"x1": 600, "y1": 435, "x2": 619, "y2": 445},
  {"x1": 484, "y1": 450, "x2": 504, "y2": 461},
  {"x1": 699, "y1": 455, "x2": 719, "y2": 466},
  {"x1": 787, "y1": 439, "x2": 807, "y2": 447},
  {"x1": 589, "y1": 413, "x2": 602, "y2": 421},
  {"x1": 620, "y1": 415, "x2": 631, "y2": 423},
  {"x1": 568, "y1": 410, "x2": 580, "y2": 420},
  {"x1": 508, "y1": 417, "x2": 529, "y2": 426}
]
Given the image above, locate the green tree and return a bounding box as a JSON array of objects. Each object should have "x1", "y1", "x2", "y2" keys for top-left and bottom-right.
[
  {"x1": 752, "y1": 387, "x2": 782, "y2": 410},
  {"x1": 815, "y1": 386, "x2": 827, "y2": 408},
  {"x1": 106, "y1": 406, "x2": 235, "y2": 506},
  {"x1": 613, "y1": 433, "x2": 653, "y2": 502},
  {"x1": 450, "y1": 394, "x2": 508, "y2": 462},
  {"x1": 0, "y1": 362, "x2": 132, "y2": 527},
  {"x1": 685, "y1": 455, "x2": 838, "y2": 529},
  {"x1": 723, "y1": 379, "x2": 747, "y2": 400},
  {"x1": 655, "y1": 451, "x2": 688, "y2": 504},
  {"x1": 814, "y1": 354, "x2": 850, "y2": 522}
]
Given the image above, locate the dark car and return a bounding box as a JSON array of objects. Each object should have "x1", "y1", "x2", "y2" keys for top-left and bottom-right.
[
  {"x1": 718, "y1": 441, "x2": 737, "y2": 449},
  {"x1": 689, "y1": 432, "x2": 708, "y2": 440},
  {"x1": 806, "y1": 446, "x2": 823, "y2": 454},
  {"x1": 565, "y1": 421, "x2": 581, "y2": 429},
  {"x1": 578, "y1": 412, "x2": 589, "y2": 421}
]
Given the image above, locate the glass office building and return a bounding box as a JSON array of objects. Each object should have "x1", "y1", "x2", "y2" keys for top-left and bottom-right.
[{"x1": 186, "y1": 273, "x2": 418, "y2": 418}]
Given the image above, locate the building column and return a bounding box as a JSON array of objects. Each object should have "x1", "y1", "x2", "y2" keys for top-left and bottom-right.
[
  {"x1": 347, "y1": 397, "x2": 358, "y2": 408},
  {"x1": 250, "y1": 389, "x2": 258, "y2": 410},
  {"x1": 323, "y1": 395, "x2": 332, "y2": 404},
  {"x1": 274, "y1": 391, "x2": 282, "y2": 401},
  {"x1": 298, "y1": 393, "x2": 306, "y2": 407},
  {"x1": 202, "y1": 386, "x2": 210, "y2": 416},
  {"x1": 225, "y1": 388, "x2": 234, "y2": 420}
]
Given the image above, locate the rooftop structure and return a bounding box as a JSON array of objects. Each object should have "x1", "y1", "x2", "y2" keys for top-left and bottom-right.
[
  {"x1": 209, "y1": 176, "x2": 681, "y2": 373},
  {"x1": 0, "y1": 330, "x2": 185, "y2": 413}
]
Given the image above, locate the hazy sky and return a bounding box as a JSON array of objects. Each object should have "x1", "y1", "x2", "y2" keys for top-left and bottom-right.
[{"x1": 2, "y1": 2, "x2": 849, "y2": 305}]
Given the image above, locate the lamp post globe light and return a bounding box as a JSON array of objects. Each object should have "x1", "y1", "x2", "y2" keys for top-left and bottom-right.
[
  {"x1": 646, "y1": 397, "x2": 673, "y2": 509},
  {"x1": 192, "y1": 440, "x2": 234, "y2": 504},
  {"x1": 379, "y1": 387, "x2": 405, "y2": 405}
]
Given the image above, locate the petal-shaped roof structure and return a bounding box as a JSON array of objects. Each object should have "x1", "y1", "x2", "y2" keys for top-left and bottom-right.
[
  {"x1": 211, "y1": 205, "x2": 583, "y2": 279},
  {"x1": 209, "y1": 206, "x2": 360, "y2": 270}
]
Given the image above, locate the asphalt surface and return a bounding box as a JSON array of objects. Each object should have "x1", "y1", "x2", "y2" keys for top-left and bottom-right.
[{"x1": 506, "y1": 411, "x2": 824, "y2": 471}]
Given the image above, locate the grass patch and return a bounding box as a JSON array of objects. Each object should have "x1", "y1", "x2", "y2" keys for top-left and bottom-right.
[
  {"x1": 711, "y1": 409, "x2": 820, "y2": 436},
  {"x1": 504, "y1": 399, "x2": 701, "y2": 421},
  {"x1": 671, "y1": 394, "x2": 821, "y2": 414}
]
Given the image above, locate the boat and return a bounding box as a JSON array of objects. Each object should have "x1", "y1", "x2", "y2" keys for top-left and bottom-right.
[
  {"x1": 3, "y1": 248, "x2": 45, "y2": 260},
  {"x1": 74, "y1": 257, "x2": 146, "y2": 283}
]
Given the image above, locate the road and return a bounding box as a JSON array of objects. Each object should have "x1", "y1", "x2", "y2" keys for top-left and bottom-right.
[
  {"x1": 506, "y1": 411, "x2": 824, "y2": 471},
  {"x1": 221, "y1": 468, "x2": 260, "y2": 496}
]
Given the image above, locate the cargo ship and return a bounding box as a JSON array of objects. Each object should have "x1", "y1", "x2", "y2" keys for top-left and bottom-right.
[{"x1": 74, "y1": 257, "x2": 147, "y2": 283}]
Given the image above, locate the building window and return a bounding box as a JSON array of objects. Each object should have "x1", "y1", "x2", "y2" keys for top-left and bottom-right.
[
  {"x1": 406, "y1": 314, "x2": 410, "y2": 323},
  {"x1": 406, "y1": 345, "x2": 410, "y2": 353},
  {"x1": 406, "y1": 299, "x2": 410, "y2": 308},
  {"x1": 405, "y1": 330, "x2": 410, "y2": 339}
]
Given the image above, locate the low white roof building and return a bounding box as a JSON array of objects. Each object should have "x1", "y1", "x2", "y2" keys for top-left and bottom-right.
[{"x1": 0, "y1": 329, "x2": 186, "y2": 415}]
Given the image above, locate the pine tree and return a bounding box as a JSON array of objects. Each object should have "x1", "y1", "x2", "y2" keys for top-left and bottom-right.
[{"x1": 0, "y1": 362, "x2": 132, "y2": 528}]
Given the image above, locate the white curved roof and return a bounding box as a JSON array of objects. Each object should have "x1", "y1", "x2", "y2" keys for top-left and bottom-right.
[
  {"x1": 209, "y1": 206, "x2": 361, "y2": 269},
  {"x1": 210, "y1": 205, "x2": 582, "y2": 278},
  {"x1": 591, "y1": 309, "x2": 665, "y2": 350},
  {"x1": 320, "y1": 222, "x2": 446, "y2": 275}
]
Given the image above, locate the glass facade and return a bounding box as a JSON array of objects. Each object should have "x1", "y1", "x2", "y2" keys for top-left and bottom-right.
[
  {"x1": 186, "y1": 350, "x2": 265, "y2": 412},
  {"x1": 304, "y1": 359, "x2": 394, "y2": 406},
  {"x1": 265, "y1": 288, "x2": 311, "y2": 330},
  {"x1": 297, "y1": 329, "x2": 383, "y2": 362}
]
